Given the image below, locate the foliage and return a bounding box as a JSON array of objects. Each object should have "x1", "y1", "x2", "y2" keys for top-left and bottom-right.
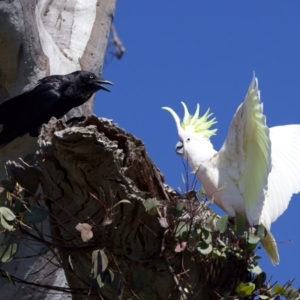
[
  {"x1": 141, "y1": 188, "x2": 300, "y2": 299},
  {"x1": 0, "y1": 175, "x2": 299, "y2": 299},
  {"x1": 0, "y1": 181, "x2": 49, "y2": 264}
]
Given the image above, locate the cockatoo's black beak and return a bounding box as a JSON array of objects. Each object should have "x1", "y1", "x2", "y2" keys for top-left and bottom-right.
[{"x1": 175, "y1": 141, "x2": 184, "y2": 155}]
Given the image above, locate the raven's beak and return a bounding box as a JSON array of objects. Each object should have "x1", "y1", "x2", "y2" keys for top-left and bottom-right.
[{"x1": 94, "y1": 78, "x2": 113, "y2": 92}]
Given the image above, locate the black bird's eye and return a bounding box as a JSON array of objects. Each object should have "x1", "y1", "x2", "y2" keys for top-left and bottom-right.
[{"x1": 89, "y1": 75, "x2": 94, "y2": 79}]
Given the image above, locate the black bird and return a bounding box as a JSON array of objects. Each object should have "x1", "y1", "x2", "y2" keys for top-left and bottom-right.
[{"x1": 0, "y1": 70, "x2": 113, "y2": 147}]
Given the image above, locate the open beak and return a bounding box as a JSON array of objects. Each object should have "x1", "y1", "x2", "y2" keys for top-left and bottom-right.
[
  {"x1": 175, "y1": 141, "x2": 184, "y2": 155},
  {"x1": 94, "y1": 78, "x2": 114, "y2": 92}
]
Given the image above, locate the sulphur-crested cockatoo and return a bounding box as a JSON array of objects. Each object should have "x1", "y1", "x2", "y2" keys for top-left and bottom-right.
[{"x1": 162, "y1": 76, "x2": 300, "y2": 264}]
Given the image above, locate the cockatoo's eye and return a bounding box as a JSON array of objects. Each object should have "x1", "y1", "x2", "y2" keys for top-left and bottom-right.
[{"x1": 186, "y1": 138, "x2": 190, "y2": 142}]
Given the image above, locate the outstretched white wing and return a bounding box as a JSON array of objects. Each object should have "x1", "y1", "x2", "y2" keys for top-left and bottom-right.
[
  {"x1": 261, "y1": 125, "x2": 300, "y2": 230},
  {"x1": 218, "y1": 77, "x2": 271, "y2": 225}
]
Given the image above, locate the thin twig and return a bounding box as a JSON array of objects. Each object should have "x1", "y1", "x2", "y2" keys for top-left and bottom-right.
[{"x1": 161, "y1": 230, "x2": 187, "y2": 300}]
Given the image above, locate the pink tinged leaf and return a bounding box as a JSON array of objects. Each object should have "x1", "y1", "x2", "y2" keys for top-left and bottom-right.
[
  {"x1": 158, "y1": 217, "x2": 169, "y2": 228},
  {"x1": 175, "y1": 241, "x2": 187, "y2": 253},
  {"x1": 75, "y1": 223, "x2": 93, "y2": 242}
]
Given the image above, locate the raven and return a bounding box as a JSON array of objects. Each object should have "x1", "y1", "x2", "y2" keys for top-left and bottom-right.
[{"x1": 0, "y1": 70, "x2": 112, "y2": 147}]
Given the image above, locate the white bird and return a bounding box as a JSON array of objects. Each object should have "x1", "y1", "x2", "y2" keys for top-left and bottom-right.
[{"x1": 162, "y1": 76, "x2": 300, "y2": 264}]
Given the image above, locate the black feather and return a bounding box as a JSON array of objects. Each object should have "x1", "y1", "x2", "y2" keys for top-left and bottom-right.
[{"x1": 0, "y1": 70, "x2": 112, "y2": 147}]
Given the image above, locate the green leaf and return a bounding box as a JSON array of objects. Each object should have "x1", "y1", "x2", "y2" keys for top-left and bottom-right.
[
  {"x1": 91, "y1": 250, "x2": 113, "y2": 289},
  {"x1": 201, "y1": 228, "x2": 212, "y2": 244},
  {"x1": 143, "y1": 198, "x2": 160, "y2": 215},
  {"x1": 92, "y1": 250, "x2": 108, "y2": 277},
  {"x1": 96, "y1": 274, "x2": 105, "y2": 288},
  {"x1": 0, "y1": 217, "x2": 13, "y2": 230},
  {"x1": 0, "y1": 243, "x2": 18, "y2": 263},
  {"x1": 249, "y1": 264, "x2": 262, "y2": 275},
  {"x1": 247, "y1": 232, "x2": 260, "y2": 244},
  {"x1": 274, "y1": 284, "x2": 285, "y2": 295},
  {"x1": 216, "y1": 237, "x2": 226, "y2": 247},
  {"x1": 216, "y1": 215, "x2": 228, "y2": 233},
  {"x1": 255, "y1": 225, "x2": 266, "y2": 238},
  {"x1": 4, "y1": 271, "x2": 13, "y2": 284},
  {"x1": 212, "y1": 249, "x2": 222, "y2": 258},
  {"x1": 285, "y1": 287, "x2": 299, "y2": 299},
  {"x1": 175, "y1": 221, "x2": 189, "y2": 239},
  {"x1": 234, "y1": 215, "x2": 245, "y2": 236},
  {"x1": 0, "y1": 207, "x2": 16, "y2": 221},
  {"x1": 24, "y1": 205, "x2": 49, "y2": 223},
  {"x1": 197, "y1": 241, "x2": 212, "y2": 255},
  {"x1": 255, "y1": 272, "x2": 266, "y2": 289},
  {"x1": 203, "y1": 214, "x2": 217, "y2": 231},
  {"x1": 173, "y1": 202, "x2": 185, "y2": 217},
  {"x1": 235, "y1": 282, "x2": 255, "y2": 296}
]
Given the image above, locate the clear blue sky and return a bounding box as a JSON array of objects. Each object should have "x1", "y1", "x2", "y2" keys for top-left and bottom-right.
[{"x1": 94, "y1": 1, "x2": 300, "y2": 288}]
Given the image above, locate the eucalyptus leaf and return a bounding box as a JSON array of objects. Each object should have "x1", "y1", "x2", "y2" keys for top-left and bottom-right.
[
  {"x1": 216, "y1": 215, "x2": 228, "y2": 233},
  {"x1": 235, "y1": 282, "x2": 255, "y2": 296},
  {"x1": 24, "y1": 205, "x2": 48, "y2": 223},
  {"x1": 4, "y1": 271, "x2": 13, "y2": 284},
  {"x1": 173, "y1": 201, "x2": 185, "y2": 217},
  {"x1": 197, "y1": 241, "x2": 212, "y2": 255},
  {"x1": 0, "y1": 243, "x2": 18, "y2": 263},
  {"x1": 285, "y1": 287, "x2": 299, "y2": 299},
  {"x1": 212, "y1": 249, "x2": 222, "y2": 258},
  {"x1": 143, "y1": 198, "x2": 160, "y2": 215},
  {"x1": 250, "y1": 265, "x2": 262, "y2": 275},
  {"x1": 0, "y1": 214, "x2": 14, "y2": 231},
  {"x1": 255, "y1": 272, "x2": 266, "y2": 289},
  {"x1": 91, "y1": 250, "x2": 113, "y2": 289},
  {"x1": 234, "y1": 215, "x2": 245, "y2": 236},
  {"x1": 274, "y1": 284, "x2": 285, "y2": 295},
  {"x1": 248, "y1": 232, "x2": 260, "y2": 244},
  {"x1": 255, "y1": 225, "x2": 266, "y2": 238},
  {"x1": 175, "y1": 221, "x2": 189, "y2": 239},
  {"x1": 201, "y1": 228, "x2": 212, "y2": 244},
  {"x1": 0, "y1": 207, "x2": 16, "y2": 221},
  {"x1": 96, "y1": 274, "x2": 105, "y2": 288}
]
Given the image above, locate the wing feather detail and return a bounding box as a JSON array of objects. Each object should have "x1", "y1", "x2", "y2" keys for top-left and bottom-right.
[
  {"x1": 218, "y1": 77, "x2": 271, "y2": 224},
  {"x1": 261, "y1": 125, "x2": 300, "y2": 230}
]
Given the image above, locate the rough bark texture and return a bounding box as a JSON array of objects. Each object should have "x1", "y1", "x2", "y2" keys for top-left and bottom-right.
[
  {"x1": 0, "y1": 0, "x2": 116, "y2": 180},
  {"x1": 0, "y1": 1, "x2": 116, "y2": 298},
  {"x1": 1, "y1": 117, "x2": 249, "y2": 299}
]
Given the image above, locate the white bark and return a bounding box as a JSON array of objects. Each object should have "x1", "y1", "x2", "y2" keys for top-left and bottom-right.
[
  {"x1": 0, "y1": 0, "x2": 116, "y2": 180},
  {"x1": 0, "y1": 1, "x2": 116, "y2": 298}
]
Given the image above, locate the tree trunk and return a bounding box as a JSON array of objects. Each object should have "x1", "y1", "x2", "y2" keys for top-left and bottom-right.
[
  {"x1": 0, "y1": 0, "x2": 116, "y2": 180},
  {"x1": 1, "y1": 117, "x2": 250, "y2": 299},
  {"x1": 0, "y1": 1, "x2": 116, "y2": 298}
]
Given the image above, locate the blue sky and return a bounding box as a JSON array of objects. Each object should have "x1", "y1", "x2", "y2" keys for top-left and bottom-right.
[{"x1": 94, "y1": 1, "x2": 300, "y2": 288}]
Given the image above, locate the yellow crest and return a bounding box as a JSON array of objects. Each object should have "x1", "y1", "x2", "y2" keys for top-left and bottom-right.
[{"x1": 162, "y1": 102, "x2": 217, "y2": 138}]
